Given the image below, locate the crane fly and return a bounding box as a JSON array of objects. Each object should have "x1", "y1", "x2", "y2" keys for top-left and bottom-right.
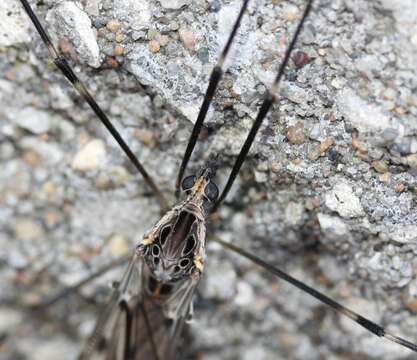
[{"x1": 2, "y1": 0, "x2": 416, "y2": 358}]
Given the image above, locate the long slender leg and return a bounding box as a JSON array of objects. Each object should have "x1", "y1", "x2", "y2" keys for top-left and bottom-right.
[
  {"x1": 19, "y1": 0, "x2": 169, "y2": 212},
  {"x1": 213, "y1": 0, "x2": 314, "y2": 211},
  {"x1": 212, "y1": 237, "x2": 417, "y2": 353},
  {"x1": 174, "y1": 0, "x2": 251, "y2": 198},
  {"x1": 34, "y1": 254, "x2": 130, "y2": 308}
]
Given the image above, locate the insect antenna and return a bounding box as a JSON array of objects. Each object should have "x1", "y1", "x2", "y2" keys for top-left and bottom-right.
[
  {"x1": 213, "y1": 237, "x2": 417, "y2": 353},
  {"x1": 213, "y1": 0, "x2": 314, "y2": 212},
  {"x1": 175, "y1": 0, "x2": 251, "y2": 198},
  {"x1": 19, "y1": 0, "x2": 169, "y2": 212}
]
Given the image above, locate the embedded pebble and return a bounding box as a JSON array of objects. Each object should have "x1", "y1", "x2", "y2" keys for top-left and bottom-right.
[
  {"x1": 158, "y1": 0, "x2": 191, "y2": 9},
  {"x1": 0, "y1": 2, "x2": 31, "y2": 46},
  {"x1": 337, "y1": 88, "x2": 390, "y2": 132},
  {"x1": 286, "y1": 122, "x2": 306, "y2": 144},
  {"x1": 317, "y1": 213, "x2": 348, "y2": 236},
  {"x1": 292, "y1": 51, "x2": 310, "y2": 68},
  {"x1": 13, "y1": 218, "x2": 44, "y2": 240},
  {"x1": 388, "y1": 225, "x2": 417, "y2": 244},
  {"x1": 106, "y1": 20, "x2": 121, "y2": 33},
  {"x1": 372, "y1": 160, "x2": 388, "y2": 173},
  {"x1": 179, "y1": 27, "x2": 197, "y2": 51},
  {"x1": 108, "y1": 234, "x2": 130, "y2": 256},
  {"x1": 325, "y1": 181, "x2": 365, "y2": 218},
  {"x1": 114, "y1": 0, "x2": 151, "y2": 30},
  {"x1": 113, "y1": 44, "x2": 124, "y2": 56},
  {"x1": 13, "y1": 107, "x2": 52, "y2": 134},
  {"x1": 46, "y1": 1, "x2": 100, "y2": 67},
  {"x1": 284, "y1": 202, "x2": 304, "y2": 226},
  {"x1": 71, "y1": 139, "x2": 107, "y2": 171},
  {"x1": 204, "y1": 260, "x2": 237, "y2": 301},
  {"x1": 149, "y1": 40, "x2": 161, "y2": 53}
]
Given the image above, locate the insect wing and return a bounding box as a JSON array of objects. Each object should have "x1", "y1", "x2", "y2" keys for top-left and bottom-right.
[{"x1": 80, "y1": 254, "x2": 143, "y2": 360}]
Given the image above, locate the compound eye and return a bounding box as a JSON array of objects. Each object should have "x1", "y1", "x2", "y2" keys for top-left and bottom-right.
[
  {"x1": 204, "y1": 181, "x2": 219, "y2": 202},
  {"x1": 181, "y1": 175, "x2": 196, "y2": 192}
]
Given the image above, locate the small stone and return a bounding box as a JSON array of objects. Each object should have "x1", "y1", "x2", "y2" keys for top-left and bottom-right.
[
  {"x1": 0, "y1": 2, "x2": 31, "y2": 46},
  {"x1": 204, "y1": 260, "x2": 237, "y2": 300},
  {"x1": 46, "y1": 2, "x2": 100, "y2": 67},
  {"x1": 234, "y1": 281, "x2": 254, "y2": 307},
  {"x1": 406, "y1": 299, "x2": 417, "y2": 314},
  {"x1": 378, "y1": 172, "x2": 390, "y2": 183},
  {"x1": 394, "y1": 183, "x2": 405, "y2": 193},
  {"x1": 23, "y1": 150, "x2": 41, "y2": 167},
  {"x1": 0, "y1": 308, "x2": 23, "y2": 333},
  {"x1": 114, "y1": 0, "x2": 151, "y2": 31},
  {"x1": 135, "y1": 129, "x2": 156, "y2": 148},
  {"x1": 319, "y1": 138, "x2": 334, "y2": 153},
  {"x1": 404, "y1": 154, "x2": 417, "y2": 168},
  {"x1": 113, "y1": 44, "x2": 124, "y2": 56},
  {"x1": 45, "y1": 211, "x2": 60, "y2": 227},
  {"x1": 179, "y1": 27, "x2": 197, "y2": 51},
  {"x1": 305, "y1": 197, "x2": 321, "y2": 210},
  {"x1": 292, "y1": 51, "x2": 310, "y2": 68},
  {"x1": 158, "y1": 34, "x2": 169, "y2": 47},
  {"x1": 14, "y1": 107, "x2": 52, "y2": 134},
  {"x1": 110, "y1": 166, "x2": 130, "y2": 186},
  {"x1": 72, "y1": 139, "x2": 107, "y2": 171},
  {"x1": 94, "y1": 174, "x2": 110, "y2": 189},
  {"x1": 106, "y1": 20, "x2": 121, "y2": 33},
  {"x1": 372, "y1": 160, "x2": 388, "y2": 173},
  {"x1": 108, "y1": 234, "x2": 130, "y2": 256},
  {"x1": 351, "y1": 132, "x2": 368, "y2": 155},
  {"x1": 389, "y1": 225, "x2": 417, "y2": 244},
  {"x1": 170, "y1": 21, "x2": 180, "y2": 31},
  {"x1": 115, "y1": 32, "x2": 124, "y2": 43},
  {"x1": 14, "y1": 218, "x2": 44, "y2": 240},
  {"x1": 325, "y1": 181, "x2": 365, "y2": 218},
  {"x1": 149, "y1": 40, "x2": 160, "y2": 53},
  {"x1": 286, "y1": 122, "x2": 306, "y2": 144},
  {"x1": 317, "y1": 213, "x2": 348, "y2": 236},
  {"x1": 270, "y1": 161, "x2": 280, "y2": 173},
  {"x1": 308, "y1": 146, "x2": 321, "y2": 161},
  {"x1": 337, "y1": 88, "x2": 390, "y2": 133},
  {"x1": 158, "y1": 0, "x2": 190, "y2": 10},
  {"x1": 309, "y1": 124, "x2": 323, "y2": 141},
  {"x1": 284, "y1": 202, "x2": 304, "y2": 226}
]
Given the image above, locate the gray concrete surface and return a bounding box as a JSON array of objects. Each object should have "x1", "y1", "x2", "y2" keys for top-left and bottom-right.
[{"x1": 0, "y1": 0, "x2": 416, "y2": 359}]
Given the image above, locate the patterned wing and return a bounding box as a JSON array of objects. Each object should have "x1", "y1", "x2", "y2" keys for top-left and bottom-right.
[{"x1": 79, "y1": 254, "x2": 199, "y2": 360}]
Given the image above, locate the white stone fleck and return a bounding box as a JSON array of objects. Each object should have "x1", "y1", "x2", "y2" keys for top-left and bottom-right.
[
  {"x1": 0, "y1": 308, "x2": 23, "y2": 333},
  {"x1": 72, "y1": 139, "x2": 107, "y2": 171},
  {"x1": 234, "y1": 281, "x2": 254, "y2": 307},
  {"x1": 158, "y1": 0, "x2": 191, "y2": 10},
  {"x1": 14, "y1": 218, "x2": 44, "y2": 240},
  {"x1": 337, "y1": 88, "x2": 390, "y2": 133},
  {"x1": 325, "y1": 181, "x2": 365, "y2": 218},
  {"x1": 317, "y1": 213, "x2": 348, "y2": 236},
  {"x1": 114, "y1": 0, "x2": 151, "y2": 30},
  {"x1": 46, "y1": 2, "x2": 100, "y2": 67},
  {"x1": 204, "y1": 260, "x2": 237, "y2": 301},
  {"x1": 387, "y1": 225, "x2": 417, "y2": 244},
  {"x1": 0, "y1": 2, "x2": 31, "y2": 46},
  {"x1": 13, "y1": 107, "x2": 52, "y2": 134},
  {"x1": 284, "y1": 202, "x2": 304, "y2": 226}
]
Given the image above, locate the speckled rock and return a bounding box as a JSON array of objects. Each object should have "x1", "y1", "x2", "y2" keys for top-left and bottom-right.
[
  {"x1": 325, "y1": 181, "x2": 365, "y2": 218},
  {"x1": 2, "y1": 1, "x2": 417, "y2": 360},
  {"x1": 71, "y1": 139, "x2": 107, "y2": 171},
  {"x1": 46, "y1": 1, "x2": 100, "y2": 67},
  {"x1": 0, "y1": 2, "x2": 31, "y2": 46}
]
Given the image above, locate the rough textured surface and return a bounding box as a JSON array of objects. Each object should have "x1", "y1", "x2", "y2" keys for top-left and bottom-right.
[{"x1": 1, "y1": 0, "x2": 417, "y2": 359}]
